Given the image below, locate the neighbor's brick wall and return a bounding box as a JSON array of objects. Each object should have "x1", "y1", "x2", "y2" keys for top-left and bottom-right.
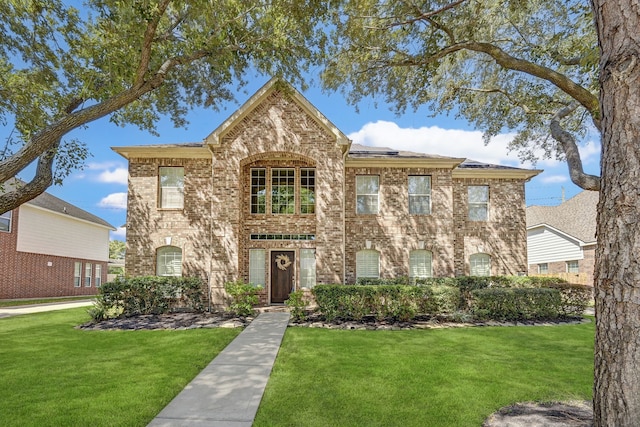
[
  {"x1": 452, "y1": 178, "x2": 528, "y2": 276},
  {"x1": 344, "y1": 167, "x2": 456, "y2": 283},
  {"x1": 527, "y1": 244, "x2": 595, "y2": 286},
  {"x1": 0, "y1": 208, "x2": 106, "y2": 299}
]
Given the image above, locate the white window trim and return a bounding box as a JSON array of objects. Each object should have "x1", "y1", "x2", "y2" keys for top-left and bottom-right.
[
  {"x1": 159, "y1": 167, "x2": 184, "y2": 209},
  {"x1": 249, "y1": 249, "x2": 266, "y2": 287},
  {"x1": 356, "y1": 249, "x2": 380, "y2": 279},
  {"x1": 73, "y1": 262, "x2": 82, "y2": 287},
  {"x1": 470, "y1": 253, "x2": 491, "y2": 276},
  {"x1": 468, "y1": 185, "x2": 489, "y2": 221},
  {"x1": 356, "y1": 175, "x2": 380, "y2": 215},
  {"x1": 408, "y1": 176, "x2": 431, "y2": 215},
  {"x1": 157, "y1": 246, "x2": 183, "y2": 277},
  {"x1": 84, "y1": 263, "x2": 92, "y2": 287},
  {"x1": 409, "y1": 250, "x2": 433, "y2": 279},
  {"x1": 0, "y1": 210, "x2": 12, "y2": 233}
]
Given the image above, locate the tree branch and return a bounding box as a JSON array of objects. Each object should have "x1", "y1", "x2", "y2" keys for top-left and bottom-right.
[
  {"x1": 0, "y1": 139, "x2": 59, "y2": 214},
  {"x1": 550, "y1": 102, "x2": 600, "y2": 190},
  {"x1": 135, "y1": 0, "x2": 172, "y2": 85}
]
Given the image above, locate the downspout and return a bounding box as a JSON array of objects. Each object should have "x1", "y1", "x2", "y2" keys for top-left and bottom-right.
[
  {"x1": 206, "y1": 143, "x2": 215, "y2": 312},
  {"x1": 342, "y1": 141, "x2": 351, "y2": 285}
]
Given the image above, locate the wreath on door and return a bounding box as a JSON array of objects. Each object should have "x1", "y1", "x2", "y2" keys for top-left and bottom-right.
[{"x1": 275, "y1": 254, "x2": 292, "y2": 271}]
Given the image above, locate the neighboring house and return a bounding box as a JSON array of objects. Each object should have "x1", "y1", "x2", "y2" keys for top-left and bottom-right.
[
  {"x1": 113, "y1": 79, "x2": 540, "y2": 306},
  {"x1": 526, "y1": 191, "x2": 598, "y2": 285},
  {"x1": 0, "y1": 179, "x2": 115, "y2": 299}
]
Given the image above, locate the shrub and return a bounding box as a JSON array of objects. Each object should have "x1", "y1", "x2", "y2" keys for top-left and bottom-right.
[
  {"x1": 546, "y1": 282, "x2": 593, "y2": 317},
  {"x1": 355, "y1": 277, "x2": 410, "y2": 286},
  {"x1": 470, "y1": 287, "x2": 562, "y2": 321},
  {"x1": 285, "y1": 290, "x2": 308, "y2": 322},
  {"x1": 224, "y1": 280, "x2": 262, "y2": 317},
  {"x1": 419, "y1": 285, "x2": 460, "y2": 315},
  {"x1": 89, "y1": 276, "x2": 204, "y2": 321}
]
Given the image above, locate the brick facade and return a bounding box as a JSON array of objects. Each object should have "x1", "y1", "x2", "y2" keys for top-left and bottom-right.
[
  {"x1": 118, "y1": 81, "x2": 536, "y2": 307},
  {"x1": 0, "y1": 208, "x2": 107, "y2": 299}
]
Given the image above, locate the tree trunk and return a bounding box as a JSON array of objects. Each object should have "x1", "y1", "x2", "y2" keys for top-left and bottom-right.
[{"x1": 591, "y1": 1, "x2": 640, "y2": 425}]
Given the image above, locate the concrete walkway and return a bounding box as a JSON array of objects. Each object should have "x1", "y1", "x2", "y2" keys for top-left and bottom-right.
[
  {"x1": 148, "y1": 312, "x2": 290, "y2": 427},
  {"x1": 0, "y1": 300, "x2": 94, "y2": 318}
]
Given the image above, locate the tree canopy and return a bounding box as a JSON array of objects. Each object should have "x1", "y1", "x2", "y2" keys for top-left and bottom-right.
[
  {"x1": 322, "y1": 0, "x2": 600, "y2": 190},
  {"x1": 0, "y1": 0, "x2": 332, "y2": 213}
]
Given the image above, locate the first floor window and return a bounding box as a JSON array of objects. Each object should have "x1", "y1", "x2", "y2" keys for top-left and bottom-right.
[
  {"x1": 300, "y1": 249, "x2": 316, "y2": 288},
  {"x1": 470, "y1": 253, "x2": 491, "y2": 276},
  {"x1": 409, "y1": 250, "x2": 432, "y2": 279},
  {"x1": 356, "y1": 250, "x2": 380, "y2": 279},
  {"x1": 95, "y1": 264, "x2": 102, "y2": 287},
  {"x1": 74, "y1": 262, "x2": 82, "y2": 287},
  {"x1": 159, "y1": 167, "x2": 184, "y2": 209},
  {"x1": 468, "y1": 185, "x2": 489, "y2": 221},
  {"x1": 538, "y1": 263, "x2": 549, "y2": 274},
  {"x1": 356, "y1": 175, "x2": 379, "y2": 214},
  {"x1": 409, "y1": 176, "x2": 431, "y2": 214},
  {"x1": 249, "y1": 249, "x2": 266, "y2": 287},
  {"x1": 84, "y1": 263, "x2": 92, "y2": 287},
  {"x1": 0, "y1": 210, "x2": 12, "y2": 232},
  {"x1": 157, "y1": 246, "x2": 182, "y2": 276},
  {"x1": 567, "y1": 260, "x2": 579, "y2": 273}
]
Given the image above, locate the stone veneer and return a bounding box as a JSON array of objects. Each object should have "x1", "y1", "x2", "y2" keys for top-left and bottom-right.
[{"x1": 122, "y1": 85, "x2": 533, "y2": 307}]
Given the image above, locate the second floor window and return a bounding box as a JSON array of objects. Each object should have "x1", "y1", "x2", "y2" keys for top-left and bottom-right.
[
  {"x1": 409, "y1": 176, "x2": 431, "y2": 215},
  {"x1": 251, "y1": 169, "x2": 267, "y2": 214},
  {"x1": 468, "y1": 185, "x2": 489, "y2": 221},
  {"x1": 0, "y1": 210, "x2": 12, "y2": 232},
  {"x1": 300, "y1": 169, "x2": 316, "y2": 214},
  {"x1": 272, "y1": 169, "x2": 295, "y2": 214},
  {"x1": 159, "y1": 167, "x2": 184, "y2": 209},
  {"x1": 356, "y1": 175, "x2": 379, "y2": 214}
]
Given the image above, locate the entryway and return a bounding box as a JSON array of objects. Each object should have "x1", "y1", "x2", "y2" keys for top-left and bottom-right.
[{"x1": 270, "y1": 250, "x2": 295, "y2": 303}]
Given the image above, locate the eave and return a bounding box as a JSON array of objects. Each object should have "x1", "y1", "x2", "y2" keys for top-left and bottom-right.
[
  {"x1": 111, "y1": 145, "x2": 211, "y2": 160},
  {"x1": 452, "y1": 168, "x2": 542, "y2": 181}
]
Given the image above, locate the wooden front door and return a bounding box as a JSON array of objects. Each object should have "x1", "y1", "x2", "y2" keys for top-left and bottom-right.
[{"x1": 271, "y1": 251, "x2": 295, "y2": 303}]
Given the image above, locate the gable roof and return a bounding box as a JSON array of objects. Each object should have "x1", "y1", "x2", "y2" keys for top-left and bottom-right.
[
  {"x1": 2, "y1": 179, "x2": 115, "y2": 230},
  {"x1": 526, "y1": 190, "x2": 598, "y2": 244},
  {"x1": 205, "y1": 78, "x2": 350, "y2": 149}
]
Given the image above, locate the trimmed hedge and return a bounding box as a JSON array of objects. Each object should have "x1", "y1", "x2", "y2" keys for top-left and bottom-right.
[
  {"x1": 311, "y1": 276, "x2": 592, "y2": 323},
  {"x1": 90, "y1": 276, "x2": 204, "y2": 320},
  {"x1": 470, "y1": 287, "x2": 562, "y2": 321},
  {"x1": 312, "y1": 284, "x2": 460, "y2": 322}
]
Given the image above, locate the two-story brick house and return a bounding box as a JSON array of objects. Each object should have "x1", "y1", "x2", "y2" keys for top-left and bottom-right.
[{"x1": 113, "y1": 79, "x2": 540, "y2": 306}]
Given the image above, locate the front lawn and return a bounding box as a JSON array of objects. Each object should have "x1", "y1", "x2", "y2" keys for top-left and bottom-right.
[
  {"x1": 255, "y1": 321, "x2": 594, "y2": 427},
  {"x1": 0, "y1": 308, "x2": 240, "y2": 426},
  {"x1": 0, "y1": 296, "x2": 95, "y2": 307}
]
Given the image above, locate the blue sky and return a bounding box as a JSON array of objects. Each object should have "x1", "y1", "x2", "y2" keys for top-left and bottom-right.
[{"x1": 12, "y1": 76, "x2": 601, "y2": 241}]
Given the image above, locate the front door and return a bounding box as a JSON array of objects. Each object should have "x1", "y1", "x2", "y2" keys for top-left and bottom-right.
[{"x1": 271, "y1": 251, "x2": 295, "y2": 303}]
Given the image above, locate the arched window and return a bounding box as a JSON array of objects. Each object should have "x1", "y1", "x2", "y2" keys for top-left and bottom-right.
[
  {"x1": 356, "y1": 250, "x2": 380, "y2": 279},
  {"x1": 409, "y1": 250, "x2": 432, "y2": 279},
  {"x1": 157, "y1": 246, "x2": 182, "y2": 276},
  {"x1": 470, "y1": 253, "x2": 491, "y2": 276}
]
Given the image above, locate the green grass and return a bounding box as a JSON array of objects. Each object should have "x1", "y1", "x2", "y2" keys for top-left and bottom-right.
[
  {"x1": 255, "y1": 321, "x2": 594, "y2": 427},
  {"x1": 0, "y1": 296, "x2": 95, "y2": 307},
  {"x1": 0, "y1": 308, "x2": 240, "y2": 426}
]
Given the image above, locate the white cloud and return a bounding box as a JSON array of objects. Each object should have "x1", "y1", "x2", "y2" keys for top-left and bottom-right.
[
  {"x1": 110, "y1": 226, "x2": 126, "y2": 239},
  {"x1": 97, "y1": 167, "x2": 128, "y2": 185},
  {"x1": 540, "y1": 174, "x2": 569, "y2": 184},
  {"x1": 347, "y1": 120, "x2": 601, "y2": 169},
  {"x1": 348, "y1": 121, "x2": 521, "y2": 166},
  {"x1": 98, "y1": 192, "x2": 127, "y2": 210}
]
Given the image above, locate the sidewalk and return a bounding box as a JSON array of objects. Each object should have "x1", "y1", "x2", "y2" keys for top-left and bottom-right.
[
  {"x1": 0, "y1": 300, "x2": 94, "y2": 318},
  {"x1": 148, "y1": 312, "x2": 290, "y2": 427}
]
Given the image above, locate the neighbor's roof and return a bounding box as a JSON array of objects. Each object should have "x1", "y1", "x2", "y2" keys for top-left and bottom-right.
[
  {"x1": 2, "y1": 179, "x2": 115, "y2": 230},
  {"x1": 526, "y1": 191, "x2": 598, "y2": 244}
]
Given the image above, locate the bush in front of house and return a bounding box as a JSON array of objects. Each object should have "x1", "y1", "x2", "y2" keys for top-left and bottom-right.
[
  {"x1": 89, "y1": 276, "x2": 204, "y2": 320},
  {"x1": 224, "y1": 279, "x2": 262, "y2": 317},
  {"x1": 312, "y1": 284, "x2": 460, "y2": 322},
  {"x1": 310, "y1": 276, "x2": 590, "y2": 323},
  {"x1": 470, "y1": 287, "x2": 563, "y2": 321}
]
